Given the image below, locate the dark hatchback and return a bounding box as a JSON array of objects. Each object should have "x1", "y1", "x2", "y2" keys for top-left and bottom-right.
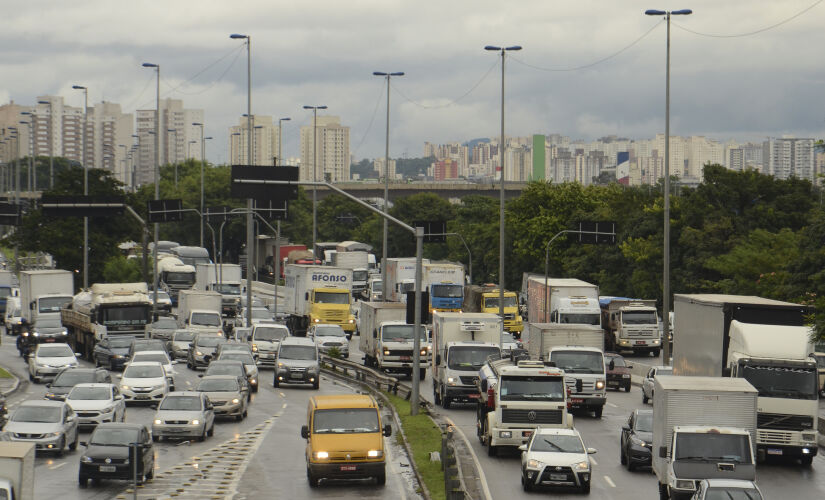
[
  {"x1": 93, "y1": 337, "x2": 133, "y2": 370},
  {"x1": 45, "y1": 368, "x2": 112, "y2": 401},
  {"x1": 604, "y1": 352, "x2": 632, "y2": 392},
  {"x1": 620, "y1": 409, "x2": 653, "y2": 471},
  {"x1": 78, "y1": 423, "x2": 155, "y2": 487}
]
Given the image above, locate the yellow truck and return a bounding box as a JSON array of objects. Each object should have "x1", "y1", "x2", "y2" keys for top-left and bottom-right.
[
  {"x1": 283, "y1": 264, "x2": 356, "y2": 336},
  {"x1": 463, "y1": 285, "x2": 524, "y2": 335},
  {"x1": 301, "y1": 394, "x2": 392, "y2": 487}
]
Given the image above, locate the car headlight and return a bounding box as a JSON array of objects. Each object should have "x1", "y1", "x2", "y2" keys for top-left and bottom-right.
[
  {"x1": 251, "y1": 344, "x2": 258, "y2": 352},
  {"x1": 420, "y1": 349, "x2": 428, "y2": 356},
  {"x1": 499, "y1": 431, "x2": 512, "y2": 439},
  {"x1": 348, "y1": 319, "x2": 354, "y2": 324},
  {"x1": 313, "y1": 318, "x2": 320, "y2": 323},
  {"x1": 278, "y1": 362, "x2": 285, "y2": 369},
  {"x1": 314, "y1": 451, "x2": 328, "y2": 459},
  {"x1": 50, "y1": 431, "x2": 62, "y2": 437},
  {"x1": 45, "y1": 392, "x2": 56, "y2": 399},
  {"x1": 22, "y1": 331, "x2": 28, "y2": 337},
  {"x1": 195, "y1": 351, "x2": 203, "y2": 356},
  {"x1": 102, "y1": 405, "x2": 114, "y2": 414},
  {"x1": 231, "y1": 398, "x2": 240, "y2": 404},
  {"x1": 383, "y1": 349, "x2": 390, "y2": 356},
  {"x1": 249, "y1": 378, "x2": 256, "y2": 384},
  {"x1": 675, "y1": 480, "x2": 695, "y2": 490},
  {"x1": 574, "y1": 460, "x2": 590, "y2": 471},
  {"x1": 595, "y1": 380, "x2": 605, "y2": 390},
  {"x1": 154, "y1": 419, "x2": 162, "y2": 425},
  {"x1": 367, "y1": 450, "x2": 383, "y2": 458},
  {"x1": 447, "y1": 377, "x2": 457, "y2": 385},
  {"x1": 81, "y1": 456, "x2": 93, "y2": 464},
  {"x1": 191, "y1": 419, "x2": 200, "y2": 425},
  {"x1": 60, "y1": 330, "x2": 68, "y2": 335},
  {"x1": 121, "y1": 385, "x2": 130, "y2": 390},
  {"x1": 526, "y1": 458, "x2": 544, "y2": 470},
  {"x1": 113, "y1": 354, "x2": 124, "y2": 359},
  {"x1": 630, "y1": 435, "x2": 647, "y2": 447},
  {"x1": 33, "y1": 332, "x2": 40, "y2": 337}
]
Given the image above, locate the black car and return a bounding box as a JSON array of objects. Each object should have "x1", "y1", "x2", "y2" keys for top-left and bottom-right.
[
  {"x1": 202, "y1": 361, "x2": 250, "y2": 401},
  {"x1": 93, "y1": 337, "x2": 133, "y2": 371},
  {"x1": 31, "y1": 317, "x2": 69, "y2": 342},
  {"x1": 620, "y1": 409, "x2": 653, "y2": 471},
  {"x1": 128, "y1": 338, "x2": 169, "y2": 359},
  {"x1": 16, "y1": 322, "x2": 68, "y2": 358},
  {"x1": 45, "y1": 368, "x2": 112, "y2": 401},
  {"x1": 78, "y1": 423, "x2": 154, "y2": 487}
]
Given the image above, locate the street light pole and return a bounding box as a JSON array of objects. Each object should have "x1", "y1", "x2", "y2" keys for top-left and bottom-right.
[
  {"x1": 277, "y1": 117, "x2": 291, "y2": 165},
  {"x1": 167, "y1": 128, "x2": 179, "y2": 186},
  {"x1": 485, "y1": 44, "x2": 521, "y2": 349},
  {"x1": 373, "y1": 71, "x2": 404, "y2": 302},
  {"x1": 142, "y1": 63, "x2": 160, "y2": 318},
  {"x1": 645, "y1": 8, "x2": 691, "y2": 365},
  {"x1": 72, "y1": 84, "x2": 89, "y2": 290},
  {"x1": 303, "y1": 105, "x2": 327, "y2": 257},
  {"x1": 193, "y1": 122, "x2": 206, "y2": 247}
]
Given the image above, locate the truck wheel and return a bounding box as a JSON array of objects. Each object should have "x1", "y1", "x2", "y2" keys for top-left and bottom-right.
[
  {"x1": 652, "y1": 348, "x2": 661, "y2": 357},
  {"x1": 375, "y1": 470, "x2": 386, "y2": 486},
  {"x1": 442, "y1": 389, "x2": 451, "y2": 409},
  {"x1": 594, "y1": 407, "x2": 603, "y2": 418},
  {"x1": 419, "y1": 369, "x2": 426, "y2": 381},
  {"x1": 624, "y1": 382, "x2": 631, "y2": 392},
  {"x1": 659, "y1": 483, "x2": 669, "y2": 500},
  {"x1": 487, "y1": 443, "x2": 497, "y2": 457},
  {"x1": 433, "y1": 386, "x2": 441, "y2": 405},
  {"x1": 642, "y1": 393, "x2": 649, "y2": 404},
  {"x1": 801, "y1": 455, "x2": 814, "y2": 466},
  {"x1": 307, "y1": 468, "x2": 320, "y2": 488},
  {"x1": 78, "y1": 475, "x2": 88, "y2": 488}
]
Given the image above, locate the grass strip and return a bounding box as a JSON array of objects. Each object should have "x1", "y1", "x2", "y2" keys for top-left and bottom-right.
[
  {"x1": 384, "y1": 392, "x2": 446, "y2": 500},
  {"x1": 0, "y1": 367, "x2": 13, "y2": 378}
]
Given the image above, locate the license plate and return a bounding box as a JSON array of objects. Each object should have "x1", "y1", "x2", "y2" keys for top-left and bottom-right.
[
  {"x1": 571, "y1": 398, "x2": 583, "y2": 403},
  {"x1": 44, "y1": 338, "x2": 55, "y2": 343},
  {"x1": 549, "y1": 473, "x2": 567, "y2": 481},
  {"x1": 635, "y1": 341, "x2": 646, "y2": 345},
  {"x1": 99, "y1": 465, "x2": 116, "y2": 472},
  {"x1": 400, "y1": 356, "x2": 411, "y2": 361},
  {"x1": 135, "y1": 395, "x2": 150, "y2": 400},
  {"x1": 290, "y1": 373, "x2": 303, "y2": 379},
  {"x1": 767, "y1": 448, "x2": 783, "y2": 455},
  {"x1": 340, "y1": 465, "x2": 357, "y2": 471},
  {"x1": 467, "y1": 393, "x2": 479, "y2": 399}
]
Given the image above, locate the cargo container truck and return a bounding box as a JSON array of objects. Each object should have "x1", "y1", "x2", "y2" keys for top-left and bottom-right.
[
  {"x1": 0, "y1": 442, "x2": 35, "y2": 500},
  {"x1": 283, "y1": 265, "x2": 355, "y2": 336},
  {"x1": 385, "y1": 257, "x2": 425, "y2": 303},
  {"x1": 359, "y1": 302, "x2": 429, "y2": 379},
  {"x1": 194, "y1": 263, "x2": 243, "y2": 317},
  {"x1": 423, "y1": 262, "x2": 465, "y2": 312},
  {"x1": 600, "y1": 297, "x2": 661, "y2": 355},
  {"x1": 20, "y1": 270, "x2": 73, "y2": 328},
  {"x1": 158, "y1": 256, "x2": 195, "y2": 305},
  {"x1": 463, "y1": 285, "x2": 524, "y2": 336},
  {"x1": 525, "y1": 276, "x2": 601, "y2": 326},
  {"x1": 176, "y1": 290, "x2": 223, "y2": 336}
]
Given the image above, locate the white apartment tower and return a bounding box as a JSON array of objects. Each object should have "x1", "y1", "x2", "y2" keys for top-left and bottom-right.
[
  {"x1": 228, "y1": 115, "x2": 281, "y2": 166},
  {"x1": 762, "y1": 137, "x2": 815, "y2": 181},
  {"x1": 135, "y1": 99, "x2": 203, "y2": 187},
  {"x1": 299, "y1": 116, "x2": 350, "y2": 182}
]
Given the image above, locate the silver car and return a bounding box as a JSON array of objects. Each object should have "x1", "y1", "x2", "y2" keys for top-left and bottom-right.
[
  {"x1": 65, "y1": 383, "x2": 126, "y2": 428},
  {"x1": 195, "y1": 375, "x2": 248, "y2": 420},
  {"x1": 28, "y1": 343, "x2": 79, "y2": 383},
  {"x1": 150, "y1": 317, "x2": 179, "y2": 341},
  {"x1": 2, "y1": 400, "x2": 79, "y2": 455},
  {"x1": 216, "y1": 351, "x2": 259, "y2": 392},
  {"x1": 152, "y1": 392, "x2": 215, "y2": 441},
  {"x1": 274, "y1": 337, "x2": 320, "y2": 389},
  {"x1": 642, "y1": 365, "x2": 673, "y2": 404},
  {"x1": 168, "y1": 329, "x2": 195, "y2": 359},
  {"x1": 309, "y1": 324, "x2": 349, "y2": 357}
]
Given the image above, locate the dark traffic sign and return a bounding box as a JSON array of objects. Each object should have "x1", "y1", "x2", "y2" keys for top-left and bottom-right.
[
  {"x1": 230, "y1": 165, "x2": 299, "y2": 201},
  {"x1": 577, "y1": 221, "x2": 616, "y2": 244},
  {"x1": 41, "y1": 196, "x2": 125, "y2": 218},
  {"x1": 0, "y1": 203, "x2": 22, "y2": 226},
  {"x1": 148, "y1": 199, "x2": 183, "y2": 223},
  {"x1": 255, "y1": 200, "x2": 288, "y2": 221},
  {"x1": 414, "y1": 220, "x2": 447, "y2": 243}
]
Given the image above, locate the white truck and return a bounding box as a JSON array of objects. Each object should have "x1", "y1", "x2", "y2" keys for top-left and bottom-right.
[
  {"x1": 177, "y1": 290, "x2": 223, "y2": 335},
  {"x1": 330, "y1": 249, "x2": 370, "y2": 298},
  {"x1": 359, "y1": 302, "x2": 429, "y2": 379},
  {"x1": 476, "y1": 358, "x2": 571, "y2": 457},
  {"x1": 195, "y1": 263, "x2": 243, "y2": 317},
  {"x1": 527, "y1": 323, "x2": 607, "y2": 418},
  {"x1": 385, "y1": 257, "x2": 426, "y2": 303},
  {"x1": 20, "y1": 269, "x2": 74, "y2": 328},
  {"x1": 525, "y1": 276, "x2": 601, "y2": 326},
  {"x1": 600, "y1": 297, "x2": 661, "y2": 356},
  {"x1": 0, "y1": 270, "x2": 17, "y2": 316},
  {"x1": 674, "y1": 293, "x2": 819, "y2": 465},
  {"x1": 431, "y1": 312, "x2": 502, "y2": 409},
  {"x1": 653, "y1": 376, "x2": 757, "y2": 500},
  {"x1": 282, "y1": 264, "x2": 355, "y2": 337},
  {"x1": 158, "y1": 256, "x2": 196, "y2": 305},
  {"x1": 0, "y1": 442, "x2": 34, "y2": 500}
]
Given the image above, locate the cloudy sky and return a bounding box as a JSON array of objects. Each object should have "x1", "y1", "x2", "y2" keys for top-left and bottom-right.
[{"x1": 3, "y1": 0, "x2": 823, "y2": 164}]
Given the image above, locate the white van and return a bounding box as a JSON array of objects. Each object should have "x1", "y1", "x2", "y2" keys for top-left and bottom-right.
[{"x1": 4, "y1": 296, "x2": 22, "y2": 335}]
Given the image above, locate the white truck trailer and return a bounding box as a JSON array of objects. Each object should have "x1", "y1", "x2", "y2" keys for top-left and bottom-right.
[
  {"x1": 359, "y1": 301, "x2": 429, "y2": 379},
  {"x1": 0, "y1": 442, "x2": 35, "y2": 500},
  {"x1": 674, "y1": 293, "x2": 819, "y2": 465},
  {"x1": 653, "y1": 376, "x2": 757, "y2": 500},
  {"x1": 527, "y1": 323, "x2": 607, "y2": 418},
  {"x1": 525, "y1": 276, "x2": 601, "y2": 326},
  {"x1": 283, "y1": 264, "x2": 355, "y2": 336},
  {"x1": 20, "y1": 269, "x2": 73, "y2": 327},
  {"x1": 177, "y1": 290, "x2": 223, "y2": 335},
  {"x1": 195, "y1": 263, "x2": 243, "y2": 316},
  {"x1": 385, "y1": 257, "x2": 427, "y2": 303},
  {"x1": 330, "y1": 250, "x2": 370, "y2": 298},
  {"x1": 431, "y1": 312, "x2": 501, "y2": 409}
]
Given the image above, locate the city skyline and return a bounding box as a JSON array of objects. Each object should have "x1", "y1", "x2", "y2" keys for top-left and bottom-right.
[{"x1": 2, "y1": 1, "x2": 823, "y2": 166}]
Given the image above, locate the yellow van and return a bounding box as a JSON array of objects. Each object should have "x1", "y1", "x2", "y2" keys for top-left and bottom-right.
[{"x1": 301, "y1": 394, "x2": 392, "y2": 487}]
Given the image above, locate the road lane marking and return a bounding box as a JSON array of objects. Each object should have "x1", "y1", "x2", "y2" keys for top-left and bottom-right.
[
  {"x1": 607, "y1": 402, "x2": 617, "y2": 408},
  {"x1": 282, "y1": 403, "x2": 287, "y2": 409},
  {"x1": 48, "y1": 462, "x2": 66, "y2": 470},
  {"x1": 589, "y1": 457, "x2": 598, "y2": 465},
  {"x1": 279, "y1": 392, "x2": 285, "y2": 398},
  {"x1": 604, "y1": 475, "x2": 616, "y2": 488}
]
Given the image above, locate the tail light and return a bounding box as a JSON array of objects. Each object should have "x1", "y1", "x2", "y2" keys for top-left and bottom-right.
[{"x1": 487, "y1": 386, "x2": 495, "y2": 410}]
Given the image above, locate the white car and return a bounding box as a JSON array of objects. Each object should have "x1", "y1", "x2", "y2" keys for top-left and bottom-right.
[
  {"x1": 519, "y1": 427, "x2": 596, "y2": 494},
  {"x1": 249, "y1": 323, "x2": 290, "y2": 367},
  {"x1": 119, "y1": 361, "x2": 169, "y2": 405},
  {"x1": 691, "y1": 479, "x2": 764, "y2": 500},
  {"x1": 130, "y1": 350, "x2": 177, "y2": 390},
  {"x1": 642, "y1": 365, "x2": 673, "y2": 404},
  {"x1": 240, "y1": 307, "x2": 273, "y2": 326},
  {"x1": 308, "y1": 324, "x2": 349, "y2": 357},
  {"x1": 65, "y1": 383, "x2": 126, "y2": 427},
  {"x1": 28, "y1": 343, "x2": 79, "y2": 383}
]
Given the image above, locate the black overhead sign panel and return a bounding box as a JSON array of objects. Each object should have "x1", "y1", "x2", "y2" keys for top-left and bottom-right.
[
  {"x1": 0, "y1": 203, "x2": 22, "y2": 226},
  {"x1": 577, "y1": 221, "x2": 617, "y2": 244},
  {"x1": 41, "y1": 196, "x2": 125, "y2": 218},
  {"x1": 148, "y1": 199, "x2": 183, "y2": 223},
  {"x1": 230, "y1": 165, "x2": 299, "y2": 201}
]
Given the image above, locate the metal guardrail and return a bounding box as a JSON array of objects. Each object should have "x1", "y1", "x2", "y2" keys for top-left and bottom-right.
[{"x1": 320, "y1": 354, "x2": 412, "y2": 400}]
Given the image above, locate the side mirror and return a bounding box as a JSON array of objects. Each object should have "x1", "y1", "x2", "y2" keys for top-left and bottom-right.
[
  {"x1": 587, "y1": 448, "x2": 597, "y2": 455},
  {"x1": 115, "y1": 395, "x2": 124, "y2": 400},
  {"x1": 372, "y1": 329, "x2": 378, "y2": 339},
  {"x1": 75, "y1": 352, "x2": 82, "y2": 357},
  {"x1": 480, "y1": 379, "x2": 487, "y2": 392},
  {"x1": 627, "y1": 364, "x2": 633, "y2": 369},
  {"x1": 66, "y1": 415, "x2": 76, "y2": 422},
  {"x1": 198, "y1": 374, "x2": 204, "y2": 378},
  {"x1": 622, "y1": 424, "x2": 630, "y2": 431},
  {"x1": 301, "y1": 425, "x2": 309, "y2": 439},
  {"x1": 383, "y1": 424, "x2": 392, "y2": 437},
  {"x1": 79, "y1": 441, "x2": 87, "y2": 447},
  {"x1": 518, "y1": 444, "x2": 527, "y2": 452},
  {"x1": 45, "y1": 383, "x2": 52, "y2": 388},
  {"x1": 608, "y1": 360, "x2": 615, "y2": 371},
  {"x1": 659, "y1": 446, "x2": 668, "y2": 458},
  {"x1": 171, "y1": 360, "x2": 179, "y2": 365}
]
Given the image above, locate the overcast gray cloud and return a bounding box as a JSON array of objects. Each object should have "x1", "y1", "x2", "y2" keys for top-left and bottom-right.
[{"x1": 3, "y1": 0, "x2": 823, "y2": 164}]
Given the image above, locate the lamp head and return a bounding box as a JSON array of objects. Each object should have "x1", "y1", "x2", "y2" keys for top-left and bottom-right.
[
  {"x1": 141, "y1": 63, "x2": 158, "y2": 68},
  {"x1": 72, "y1": 85, "x2": 86, "y2": 90},
  {"x1": 645, "y1": 9, "x2": 667, "y2": 15},
  {"x1": 230, "y1": 34, "x2": 248, "y2": 39}
]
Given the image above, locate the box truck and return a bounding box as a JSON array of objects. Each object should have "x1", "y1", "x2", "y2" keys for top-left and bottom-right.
[
  {"x1": 177, "y1": 290, "x2": 223, "y2": 335},
  {"x1": 283, "y1": 264, "x2": 355, "y2": 336},
  {"x1": 20, "y1": 269, "x2": 73, "y2": 327},
  {"x1": 600, "y1": 297, "x2": 661, "y2": 355},
  {"x1": 423, "y1": 262, "x2": 464, "y2": 312},
  {"x1": 0, "y1": 442, "x2": 34, "y2": 500},
  {"x1": 463, "y1": 285, "x2": 524, "y2": 335},
  {"x1": 195, "y1": 263, "x2": 243, "y2": 316},
  {"x1": 359, "y1": 302, "x2": 429, "y2": 378},
  {"x1": 385, "y1": 257, "x2": 425, "y2": 303},
  {"x1": 525, "y1": 276, "x2": 601, "y2": 326}
]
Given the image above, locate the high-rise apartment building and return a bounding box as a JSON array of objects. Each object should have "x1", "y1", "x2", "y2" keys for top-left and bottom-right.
[
  {"x1": 373, "y1": 157, "x2": 397, "y2": 180},
  {"x1": 762, "y1": 137, "x2": 815, "y2": 181},
  {"x1": 135, "y1": 99, "x2": 203, "y2": 187},
  {"x1": 299, "y1": 116, "x2": 350, "y2": 182},
  {"x1": 228, "y1": 115, "x2": 281, "y2": 166}
]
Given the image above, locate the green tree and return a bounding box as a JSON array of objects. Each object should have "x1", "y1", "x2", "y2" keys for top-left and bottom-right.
[{"x1": 102, "y1": 255, "x2": 142, "y2": 282}]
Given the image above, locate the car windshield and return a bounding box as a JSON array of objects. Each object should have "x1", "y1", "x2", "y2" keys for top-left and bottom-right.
[
  {"x1": 314, "y1": 291, "x2": 350, "y2": 304},
  {"x1": 431, "y1": 284, "x2": 463, "y2": 298},
  {"x1": 816, "y1": 355, "x2": 825, "y2": 369},
  {"x1": 500, "y1": 376, "x2": 565, "y2": 401},
  {"x1": 68, "y1": 386, "x2": 111, "y2": 401},
  {"x1": 214, "y1": 284, "x2": 240, "y2": 295},
  {"x1": 447, "y1": 346, "x2": 500, "y2": 371},
  {"x1": 381, "y1": 324, "x2": 427, "y2": 342},
  {"x1": 191, "y1": 312, "x2": 221, "y2": 326},
  {"x1": 153, "y1": 318, "x2": 177, "y2": 329},
  {"x1": 174, "y1": 331, "x2": 195, "y2": 342},
  {"x1": 132, "y1": 353, "x2": 170, "y2": 365},
  {"x1": 705, "y1": 487, "x2": 763, "y2": 500},
  {"x1": 279, "y1": 345, "x2": 317, "y2": 360},
  {"x1": 159, "y1": 396, "x2": 202, "y2": 411},
  {"x1": 741, "y1": 364, "x2": 818, "y2": 400},
  {"x1": 109, "y1": 338, "x2": 133, "y2": 348},
  {"x1": 313, "y1": 326, "x2": 346, "y2": 337},
  {"x1": 606, "y1": 356, "x2": 626, "y2": 367},
  {"x1": 207, "y1": 364, "x2": 242, "y2": 376},
  {"x1": 635, "y1": 412, "x2": 653, "y2": 432},
  {"x1": 39, "y1": 296, "x2": 72, "y2": 313},
  {"x1": 221, "y1": 353, "x2": 254, "y2": 364},
  {"x1": 157, "y1": 291, "x2": 171, "y2": 301},
  {"x1": 623, "y1": 311, "x2": 657, "y2": 325},
  {"x1": 550, "y1": 351, "x2": 604, "y2": 374},
  {"x1": 90, "y1": 427, "x2": 140, "y2": 446},
  {"x1": 197, "y1": 336, "x2": 224, "y2": 347},
  {"x1": 674, "y1": 433, "x2": 751, "y2": 463},
  {"x1": 352, "y1": 270, "x2": 369, "y2": 281},
  {"x1": 484, "y1": 296, "x2": 518, "y2": 308},
  {"x1": 655, "y1": 368, "x2": 673, "y2": 377},
  {"x1": 530, "y1": 434, "x2": 585, "y2": 453},
  {"x1": 123, "y1": 365, "x2": 163, "y2": 378},
  {"x1": 38, "y1": 345, "x2": 74, "y2": 357},
  {"x1": 558, "y1": 313, "x2": 601, "y2": 325},
  {"x1": 133, "y1": 341, "x2": 165, "y2": 352},
  {"x1": 36, "y1": 318, "x2": 62, "y2": 329},
  {"x1": 313, "y1": 408, "x2": 379, "y2": 433},
  {"x1": 254, "y1": 327, "x2": 288, "y2": 342},
  {"x1": 13, "y1": 406, "x2": 61, "y2": 423},
  {"x1": 53, "y1": 370, "x2": 95, "y2": 387},
  {"x1": 197, "y1": 379, "x2": 239, "y2": 392}
]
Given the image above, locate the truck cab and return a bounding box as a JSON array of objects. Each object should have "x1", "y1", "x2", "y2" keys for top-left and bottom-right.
[
  {"x1": 185, "y1": 309, "x2": 223, "y2": 335},
  {"x1": 309, "y1": 288, "x2": 356, "y2": 334},
  {"x1": 466, "y1": 286, "x2": 524, "y2": 336},
  {"x1": 351, "y1": 268, "x2": 369, "y2": 298},
  {"x1": 547, "y1": 346, "x2": 606, "y2": 418},
  {"x1": 158, "y1": 257, "x2": 196, "y2": 305},
  {"x1": 429, "y1": 282, "x2": 464, "y2": 312},
  {"x1": 365, "y1": 320, "x2": 429, "y2": 378},
  {"x1": 600, "y1": 297, "x2": 661, "y2": 355},
  {"x1": 551, "y1": 296, "x2": 601, "y2": 326}
]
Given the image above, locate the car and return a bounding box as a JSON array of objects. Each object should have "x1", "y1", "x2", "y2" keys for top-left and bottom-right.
[
  {"x1": 168, "y1": 329, "x2": 195, "y2": 359},
  {"x1": 151, "y1": 290, "x2": 173, "y2": 315},
  {"x1": 78, "y1": 423, "x2": 154, "y2": 487},
  {"x1": 239, "y1": 306, "x2": 273, "y2": 326},
  {"x1": 249, "y1": 323, "x2": 290, "y2": 367},
  {"x1": 620, "y1": 409, "x2": 653, "y2": 470},
  {"x1": 196, "y1": 375, "x2": 248, "y2": 420},
  {"x1": 45, "y1": 367, "x2": 112, "y2": 401},
  {"x1": 149, "y1": 317, "x2": 179, "y2": 341},
  {"x1": 519, "y1": 427, "x2": 596, "y2": 493},
  {"x1": 500, "y1": 332, "x2": 522, "y2": 356},
  {"x1": 93, "y1": 336, "x2": 133, "y2": 370},
  {"x1": 202, "y1": 361, "x2": 251, "y2": 401},
  {"x1": 309, "y1": 324, "x2": 350, "y2": 356},
  {"x1": 2, "y1": 400, "x2": 79, "y2": 455},
  {"x1": 31, "y1": 317, "x2": 70, "y2": 342},
  {"x1": 28, "y1": 343, "x2": 79, "y2": 383},
  {"x1": 129, "y1": 350, "x2": 177, "y2": 390},
  {"x1": 642, "y1": 365, "x2": 673, "y2": 404},
  {"x1": 128, "y1": 338, "x2": 169, "y2": 358},
  {"x1": 604, "y1": 352, "x2": 633, "y2": 392},
  {"x1": 216, "y1": 351, "x2": 259, "y2": 391},
  {"x1": 151, "y1": 391, "x2": 215, "y2": 442},
  {"x1": 4, "y1": 296, "x2": 23, "y2": 335},
  {"x1": 119, "y1": 361, "x2": 169, "y2": 405},
  {"x1": 187, "y1": 334, "x2": 227, "y2": 369},
  {"x1": 274, "y1": 337, "x2": 320, "y2": 389},
  {"x1": 230, "y1": 326, "x2": 252, "y2": 343},
  {"x1": 65, "y1": 383, "x2": 126, "y2": 428},
  {"x1": 215, "y1": 342, "x2": 254, "y2": 358},
  {"x1": 690, "y1": 479, "x2": 764, "y2": 500}
]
